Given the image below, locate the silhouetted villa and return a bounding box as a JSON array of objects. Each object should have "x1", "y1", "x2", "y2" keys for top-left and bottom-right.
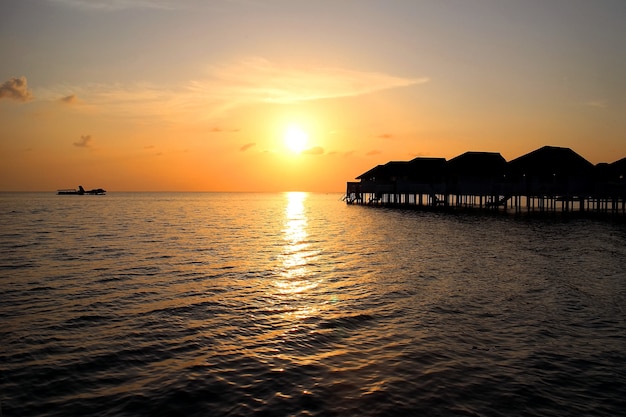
[
  {"x1": 447, "y1": 152, "x2": 507, "y2": 195},
  {"x1": 348, "y1": 157, "x2": 446, "y2": 204},
  {"x1": 345, "y1": 145, "x2": 626, "y2": 214},
  {"x1": 609, "y1": 157, "x2": 626, "y2": 183},
  {"x1": 594, "y1": 157, "x2": 626, "y2": 199},
  {"x1": 507, "y1": 146, "x2": 595, "y2": 196}
]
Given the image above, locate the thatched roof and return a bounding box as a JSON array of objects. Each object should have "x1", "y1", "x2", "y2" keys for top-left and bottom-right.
[
  {"x1": 610, "y1": 157, "x2": 626, "y2": 179},
  {"x1": 356, "y1": 164, "x2": 385, "y2": 181},
  {"x1": 408, "y1": 157, "x2": 447, "y2": 174},
  {"x1": 354, "y1": 146, "x2": 623, "y2": 184},
  {"x1": 447, "y1": 152, "x2": 507, "y2": 176},
  {"x1": 508, "y1": 146, "x2": 594, "y2": 176},
  {"x1": 356, "y1": 162, "x2": 407, "y2": 181},
  {"x1": 356, "y1": 157, "x2": 447, "y2": 181}
]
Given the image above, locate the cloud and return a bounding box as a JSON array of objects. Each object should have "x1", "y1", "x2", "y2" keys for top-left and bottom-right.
[
  {"x1": 60, "y1": 94, "x2": 78, "y2": 104},
  {"x1": 302, "y1": 146, "x2": 324, "y2": 155},
  {"x1": 240, "y1": 142, "x2": 256, "y2": 152},
  {"x1": 40, "y1": 82, "x2": 178, "y2": 119},
  {"x1": 378, "y1": 133, "x2": 393, "y2": 139},
  {"x1": 189, "y1": 57, "x2": 428, "y2": 108},
  {"x1": 212, "y1": 126, "x2": 241, "y2": 133},
  {"x1": 582, "y1": 100, "x2": 607, "y2": 109},
  {"x1": 366, "y1": 150, "x2": 382, "y2": 156},
  {"x1": 74, "y1": 134, "x2": 93, "y2": 148},
  {"x1": 47, "y1": 0, "x2": 177, "y2": 10},
  {"x1": 37, "y1": 58, "x2": 427, "y2": 122},
  {"x1": 0, "y1": 76, "x2": 34, "y2": 102}
]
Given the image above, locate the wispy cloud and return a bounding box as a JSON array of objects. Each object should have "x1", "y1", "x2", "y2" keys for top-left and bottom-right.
[
  {"x1": 240, "y1": 142, "x2": 255, "y2": 151},
  {"x1": 302, "y1": 146, "x2": 324, "y2": 155},
  {"x1": 582, "y1": 99, "x2": 607, "y2": 109},
  {"x1": 0, "y1": 76, "x2": 34, "y2": 102},
  {"x1": 212, "y1": 126, "x2": 241, "y2": 133},
  {"x1": 191, "y1": 58, "x2": 428, "y2": 107},
  {"x1": 74, "y1": 134, "x2": 93, "y2": 148},
  {"x1": 40, "y1": 82, "x2": 179, "y2": 119},
  {"x1": 47, "y1": 0, "x2": 177, "y2": 10},
  {"x1": 366, "y1": 150, "x2": 382, "y2": 156},
  {"x1": 37, "y1": 58, "x2": 427, "y2": 121},
  {"x1": 60, "y1": 94, "x2": 78, "y2": 104}
]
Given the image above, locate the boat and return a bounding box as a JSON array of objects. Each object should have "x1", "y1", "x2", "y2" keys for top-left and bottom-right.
[{"x1": 57, "y1": 185, "x2": 106, "y2": 195}]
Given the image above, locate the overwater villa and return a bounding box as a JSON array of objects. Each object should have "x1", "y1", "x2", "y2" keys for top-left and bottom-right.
[{"x1": 345, "y1": 146, "x2": 626, "y2": 214}]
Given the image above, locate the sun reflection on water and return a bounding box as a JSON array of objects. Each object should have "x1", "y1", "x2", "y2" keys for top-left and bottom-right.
[{"x1": 274, "y1": 192, "x2": 320, "y2": 307}]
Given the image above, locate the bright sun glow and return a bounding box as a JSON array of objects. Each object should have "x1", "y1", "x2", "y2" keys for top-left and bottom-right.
[{"x1": 284, "y1": 125, "x2": 308, "y2": 153}]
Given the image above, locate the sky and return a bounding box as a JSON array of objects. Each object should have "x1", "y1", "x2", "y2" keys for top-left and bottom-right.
[{"x1": 1, "y1": 0, "x2": 625, "y2": 192}]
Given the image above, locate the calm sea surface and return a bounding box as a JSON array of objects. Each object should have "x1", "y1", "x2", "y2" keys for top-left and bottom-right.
[{"x1": 1, "y1": 192, "x2": 625, "y2": 417}]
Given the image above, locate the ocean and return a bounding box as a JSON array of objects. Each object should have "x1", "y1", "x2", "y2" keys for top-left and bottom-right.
[{"x1": 1, "y1": 192, "x2": 625, "y2": 417}]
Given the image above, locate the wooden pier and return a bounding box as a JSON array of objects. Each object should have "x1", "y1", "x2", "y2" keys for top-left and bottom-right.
[{"x1": 345, "y1": 146, "x2": 626, "y2": 216}]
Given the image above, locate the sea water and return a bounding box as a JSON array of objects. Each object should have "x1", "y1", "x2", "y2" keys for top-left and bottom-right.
[{"x1": 1, "y1": 192, "x2": 625, "y2": 417}]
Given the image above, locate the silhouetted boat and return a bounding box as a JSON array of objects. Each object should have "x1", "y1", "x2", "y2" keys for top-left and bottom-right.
[{"x1": 57, "y1": 185, "x2": 106, "y2": 195}]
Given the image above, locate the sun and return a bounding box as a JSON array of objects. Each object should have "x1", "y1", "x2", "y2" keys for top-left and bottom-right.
[{"x1": 284, "y1": 125, "x2": 308, "y2": 153}]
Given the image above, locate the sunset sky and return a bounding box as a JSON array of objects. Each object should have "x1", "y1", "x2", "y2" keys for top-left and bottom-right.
[{"x1": 1, "y1": 0, "x2": 625, "y2": 192}]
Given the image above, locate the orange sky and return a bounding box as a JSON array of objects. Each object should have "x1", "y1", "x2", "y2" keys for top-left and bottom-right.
[{"x1": 1, "y1": 1, "x2": 626, "y2": 192}]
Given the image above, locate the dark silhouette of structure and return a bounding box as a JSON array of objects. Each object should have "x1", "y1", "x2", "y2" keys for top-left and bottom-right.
[
  {"x1": 57, "y1": 185, "x2": 106, "y2": 195},
  {"x1": 345, "y1": 146, "x2": 626, "y2": 214}
]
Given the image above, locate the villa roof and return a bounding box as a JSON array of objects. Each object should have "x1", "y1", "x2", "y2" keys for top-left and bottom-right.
[
  {"x1": 508, "y1": 146, "x2": 594, "y2": 176},
  {"x1": 447, "y1": 152, "x2": 507, "y2": 176},
  {"x1": 610, "y1": 157, "x2": 626, "y2": 172},
  {"x1": 356, "y1": 161, "x2": 410, "y2": 180},
  {"x1": 408, "y1": 157, "x2": 447, "y2": 174},
  {"x1": 356, "y1": 158, "x2": 447, "y2": 180},
  {"x1": 356, "y1": 164, "x2": 386, "y2": 180},
  {"x1": 354, "y1": 146, "x2": 623, "y2": 183}
]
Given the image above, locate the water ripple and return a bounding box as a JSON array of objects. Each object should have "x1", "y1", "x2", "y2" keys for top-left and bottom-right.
[{"x1": 1, "y1": 192, "x2": 625, "y2": 416}]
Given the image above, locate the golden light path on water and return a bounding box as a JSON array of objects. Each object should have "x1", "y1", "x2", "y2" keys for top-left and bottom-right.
[{"x1": 274, "y1": 192, "x2": 321, "y2": 320}]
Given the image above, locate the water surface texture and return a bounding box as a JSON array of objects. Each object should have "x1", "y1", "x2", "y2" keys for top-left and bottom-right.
[{"x1": 1, "y1": 192, "x2": 625, "y2": 416}]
